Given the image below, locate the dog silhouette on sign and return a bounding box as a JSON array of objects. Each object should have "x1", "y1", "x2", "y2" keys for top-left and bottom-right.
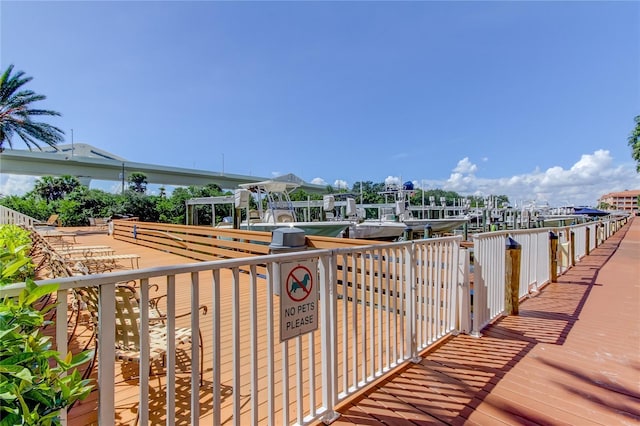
[{"x1": 290, "y1": 273, "x2": 310, "y2": 293}]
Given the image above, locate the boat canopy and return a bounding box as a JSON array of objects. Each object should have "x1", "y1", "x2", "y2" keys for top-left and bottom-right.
[
  {"x1": 238, "y1": 180, "x2": 300, "y2": 194},
  {"x1": 573, "y1": 207, "x2": 610, "y2": 217}
]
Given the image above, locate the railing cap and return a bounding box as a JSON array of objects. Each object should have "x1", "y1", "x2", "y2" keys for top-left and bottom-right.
[{"x1": 505, "y1": 236, "x2": 521, "y2": 249}]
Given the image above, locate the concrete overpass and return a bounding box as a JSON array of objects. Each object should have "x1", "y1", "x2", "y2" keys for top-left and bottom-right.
[{"x1": 0, "y1": 144, "x2": 327, "y2": 193}]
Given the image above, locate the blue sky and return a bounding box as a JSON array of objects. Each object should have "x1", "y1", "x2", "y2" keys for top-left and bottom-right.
[{"x1": 1, "y1": 0, "x2": 639, "y2": 207}]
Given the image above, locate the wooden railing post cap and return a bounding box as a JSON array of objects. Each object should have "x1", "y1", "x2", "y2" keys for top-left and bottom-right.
[{"x1": 505, "y1": 236, "x2": 521, "y2": 249}]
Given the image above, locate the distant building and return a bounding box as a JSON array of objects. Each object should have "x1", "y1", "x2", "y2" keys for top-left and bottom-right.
[{"x1": 598, "y1": 189, "x2": 640, "y2": 213}]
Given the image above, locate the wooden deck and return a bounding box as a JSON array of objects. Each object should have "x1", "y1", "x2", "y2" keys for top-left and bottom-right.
[{"x1": 55, "y1": 218, "x2": 640, "y2": 425}]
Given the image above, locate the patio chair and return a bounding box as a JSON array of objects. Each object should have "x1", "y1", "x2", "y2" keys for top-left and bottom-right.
[
  {"x1": 75, "y1": 283, "x2": 207, "y2": 385},
  {"x1": 24, "y1": 226, "x2": 57, "y2": 275},
  {"x1": 34, "y1": 214, "x2": 61, "y2": 228},
  {"x1": 88, "y1": 217, "x2": 109, "y2": 231}
]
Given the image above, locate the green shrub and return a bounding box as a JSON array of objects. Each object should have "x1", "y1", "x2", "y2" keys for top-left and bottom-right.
[
  {"x1": 0, "y1": 225, "x2": 33, "y2": 285},
  {"x1": 0, "y1": 279, "x2": 94, "y2": 425}
]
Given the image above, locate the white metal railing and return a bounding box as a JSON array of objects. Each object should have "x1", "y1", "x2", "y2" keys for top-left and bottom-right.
[
  {"x1": 573, "y1": 224, "x2": 587, "y2": 261},
  {"x1": 471, "y1": 231, "x2": 506, "y2": 335},
  {"x1": 588, "y1": 223, "x2": 598, "y2": 252},
  {"x1": 508, "y1": 228, "x2": 551, "y2": 297},
  {"x1": 329, "y1": 237, "x2": 462, "y2": 406},
  {"x1": 1, "y1": 236, "x2": 464, "y2": 425},
  {"x1": 470, "y1": 216, "x2": 627, "y2": 336},
  {"x1": 0, "y1": 205, "x2": 40, "y2": 227}
]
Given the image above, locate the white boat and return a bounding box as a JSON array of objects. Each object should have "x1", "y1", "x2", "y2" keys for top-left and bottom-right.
[
  {"x1": 381, "y1": 184, "x2": 469, "y2": 235},
  {"x1": 400, "y1": 216, "x2": 470, "y2": 234},
  {"x1": 236, "y1": 181, "x2": 351, "y2": 238},
  {"x1": 323, "y1": 195, "x2": 407, "y2": 241},
  {"x1": 350, "y1": 215, "x2": 407, "y2": 240}
]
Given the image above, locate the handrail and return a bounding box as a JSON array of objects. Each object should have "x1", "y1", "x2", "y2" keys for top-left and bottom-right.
[{"x1": 0, "y1": 205, "x2": 41, "y2": 227}]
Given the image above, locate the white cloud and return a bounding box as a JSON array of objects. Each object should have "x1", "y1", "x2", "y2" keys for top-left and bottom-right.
[
  {"x1": 0, "y1": 175, "x2": 37, "y2": 196},
  {"x1": 384, "y1": 176, "x2": 401, "y2": 187},
  {"x1": 438, "y1": 150, "x2": 640, "y2": 207},
  {"x1": 331, "y1": 150, "x2": 639, "y2": 207},
  {"x1": 453, "y1": 157, "x2": 478, "y2": 174},
  {"x1": 311, "y1": 177, "x2": 327, "y2": 186},
  {"x1": 333, "y1": 179, "x2": 348, "y2": 189},
  {"x1": 445, "y1": 172, "x2": 476, "y2": 191}
]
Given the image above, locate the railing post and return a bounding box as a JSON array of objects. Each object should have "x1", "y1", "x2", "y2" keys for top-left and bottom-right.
[
  {"x1": 505, "y1": 236, "x2": 521, "y2": 316},
  {"x1": 407, "y1": 244, "x2": 420, "y2": 362},
  {"x1": 599, "y1": 223, "x2": 604, "y2": 242},
  {"x1": 585, "y1": 226, "x2": 591, "y2": 256},
  {"x1": 570, "y1": 230, "x2": 576, "y2": 267},
  {"x1": 458, "y1": 247, "x2": 471, "y2": 334},
  {"x1": 549, "y1": 231, "x2": 558, "y2": 283},
  {"x1": 98, "y1": 284, "x2": 116, "y2": 426},
  {"x1": 321, "y1": 253, "x2": 340, "y2": 424}
]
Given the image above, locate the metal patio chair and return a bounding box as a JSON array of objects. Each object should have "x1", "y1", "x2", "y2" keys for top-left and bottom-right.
[{"x1": 76, "y1": 283, "x2": 207, "y2": 385}]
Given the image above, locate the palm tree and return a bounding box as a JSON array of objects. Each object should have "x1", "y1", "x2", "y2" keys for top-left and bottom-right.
[
  {"x1": 127, "y1": 172, "x2": 148, "y2": 194},
  {"x1": 33, "y1": 175, "x2": 81, "y2": 201},
  {"x1": 0, "y1": 64, "x2": 64, "y2": 152}
]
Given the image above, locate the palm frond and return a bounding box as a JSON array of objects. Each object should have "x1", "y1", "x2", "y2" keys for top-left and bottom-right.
[{"x1": 0, "y1": 64, "x2": 64, "y2": 151}]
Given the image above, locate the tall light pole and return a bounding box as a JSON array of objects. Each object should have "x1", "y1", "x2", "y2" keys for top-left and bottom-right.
[{"x1": 421, "y1": 179, "x2": 425, "y2": 219}]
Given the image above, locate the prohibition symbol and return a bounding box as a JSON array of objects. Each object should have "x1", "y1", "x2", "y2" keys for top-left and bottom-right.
[
  {"x1": 285, "y1": 265, "x2": 313, "y2": 302},
  {"x1": 279, "y1": 260, "x2": 318, "y2": 342}
]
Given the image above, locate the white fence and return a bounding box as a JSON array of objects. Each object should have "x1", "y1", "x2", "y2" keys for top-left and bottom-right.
[
  {"x1": 0, "y1": 205, "x2": 40, "y2": 227},
  {"x1": 1, "y1": 236, "x2": 463, "y2": 425},
  {"x1": 470, "y1": 216, "x2": 628, "y2": 336}
]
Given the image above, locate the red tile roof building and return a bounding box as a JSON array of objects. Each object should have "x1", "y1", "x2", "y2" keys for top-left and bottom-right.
[{"x1": 598, "y1": 189, "x2": 640, "y2": 213}]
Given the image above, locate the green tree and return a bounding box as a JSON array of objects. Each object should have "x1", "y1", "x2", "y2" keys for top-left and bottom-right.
[
  {"x1": 0, "y1": 196, "x2": 51, "y2": 222},
  {"x1": 127, "y1": 172, "x2": 148, "y2": 194},
  {"x1": 165, "y1": 184, "x2": 230, "y2": 225},
  {"x1": 0, "y1": 65, "x2": 64, "y2": 152},
  {"x1": 628, "y1": 115, "x2": 640, "y2": 172},
  {"x1": 351, "y1": 181, "x2": 387, "y2": 204},
  {"x1": 32, "y1": 175, "x2": 81, "y2": 201}
]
